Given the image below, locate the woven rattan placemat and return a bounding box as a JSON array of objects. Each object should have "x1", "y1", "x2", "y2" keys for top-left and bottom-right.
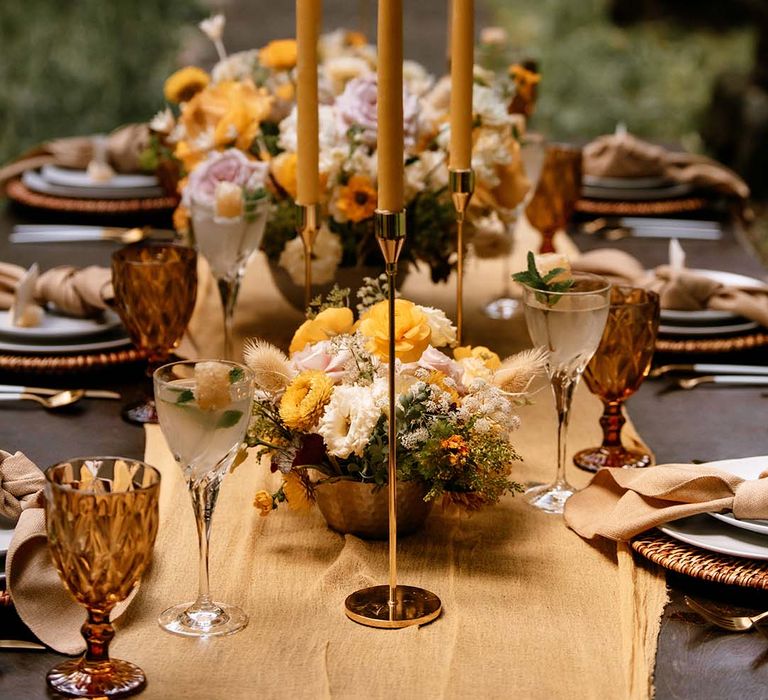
[
  {"x1": 576, "y1": 196, "x2": 709, "y2": 217},
  {"x1": 0, "y1": 347, "x2": 146, "y2": 373},
  {"x1": 6, "y1": 178, "x2": 178, "y2": 215},
  {"x1": 632, "y1": 530, "x2": 768, "y2": 590},
  {"x1": 656, "y1": 331, "x2": 768, "y2": 354}
]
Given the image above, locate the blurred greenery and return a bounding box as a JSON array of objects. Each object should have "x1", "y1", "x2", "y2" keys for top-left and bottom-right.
[
  {"x1": 0, "y1": 1, "x2": 204, "y2": 164},
  {"x1": 489, "y1": 0, "x2": 756, "y2": 146}
]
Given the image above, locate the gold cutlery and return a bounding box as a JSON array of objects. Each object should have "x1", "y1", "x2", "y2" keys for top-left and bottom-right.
[
  {"x1": 651, "y1": 363, "x2": 768, "y2": 379},
  {"x1": 674, "y1": 375, "x2": 768, "y2": 390},
  {"x1": 10, "y1": 226, "x2": 177, "y2": 244},
  {"x1": 0, "y1": 639, "x2": 47, "y2": 651},
  {"x1": 684, "y1": 596, "x2": 768, "y2": 637},
  {"x1": 0, "y1": 389, "x2": 84, "y2": 409},
  {"x1": 0, "y1": 385, "x2": 120, "y2": 400}
]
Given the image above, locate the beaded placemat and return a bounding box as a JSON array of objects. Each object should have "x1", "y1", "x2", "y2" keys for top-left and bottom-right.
[
  {"x1": 0, "y1": 347, "x2": 146, "y2": 373},
  {"x1": 576, "y1": 196, "x2": 709, "y2": 216},
  {"x1": 6, "y1": 178, "x2": 178, "y2": 214},
  {"x1": 656, "y1": 331, "x2": 768, "y2": 354},
  {"x1": 631, "y1": 530, "x2": 768, "y2": 590}
]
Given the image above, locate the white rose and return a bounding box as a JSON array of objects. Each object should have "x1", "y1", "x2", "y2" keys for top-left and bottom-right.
[
  {"x1": 278, "y1": 224, "x2": 342, "y2": 286},
  {"x1": 416, "y1": 306, "x2": 457, "y2": 347}
]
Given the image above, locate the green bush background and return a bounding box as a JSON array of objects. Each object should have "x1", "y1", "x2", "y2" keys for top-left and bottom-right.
[{"x1": 0, "y1": 0, "x2": 203, "y2": 164}]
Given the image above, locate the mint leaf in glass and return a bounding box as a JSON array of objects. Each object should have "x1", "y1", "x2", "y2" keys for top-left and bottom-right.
[{"x1": 216, "y1": 410, "x2": 243, "y2": 429}]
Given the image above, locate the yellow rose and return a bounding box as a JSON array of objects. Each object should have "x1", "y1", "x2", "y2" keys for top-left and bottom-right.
[
  {"x1": 272, "y1": 151, "x2": 298, "y2": 200},
  {"x1": 260, "y1": 39, "x2": 298, "y2": 70},
  {"x1": 164, "y1": 66, "x2": 210, "y2": 103},
  {"x1": 253, "y1": 490, "x2": 274, "y2": 516},
  {"x1": 454, "y1": 345, "x2": 501, "y2": 370},
  {"x1": 279, "y1": 370, "x2": 334, "y2": 431},
  {"x1": 358, "y1": 299, "x2": 432, "y2": 363},
  {"x1": 289, "y1": 307, "x2": 355, "y2": 354}
]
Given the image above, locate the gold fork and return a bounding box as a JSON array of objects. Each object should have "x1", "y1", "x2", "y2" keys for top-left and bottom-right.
[{"x1": 684, "y1": 596, "x2": 768, "y2": 638}]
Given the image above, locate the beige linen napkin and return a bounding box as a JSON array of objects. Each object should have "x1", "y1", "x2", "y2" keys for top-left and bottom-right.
[
  {"x1": 3, "y1": 451, "x2": 134, "y2": 654},
  {"x1": 572, "y1": 248, "x2": 768, "y2": 327},
  {"x1": 583, "y1": 130, "x2": 750, "y2": 199},
  {"x1": 0, "y1": 124, "x2": 151, "y2": 188},
  {"x1": 0, "y1": 264, "x2": 112, "y2": 317},
  {"x1": 565, "y1": 462, "x2": 768, "y2": 541}
]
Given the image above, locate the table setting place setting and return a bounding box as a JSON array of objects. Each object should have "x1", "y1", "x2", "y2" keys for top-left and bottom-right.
[{"x1": 3, "y1": 3, "x2": 768, "y2": 699}]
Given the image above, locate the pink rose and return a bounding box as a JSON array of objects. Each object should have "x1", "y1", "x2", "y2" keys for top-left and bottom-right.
[
  {"x1": 404, "y1": 345, "x2": 464, "y2": 388},
  {"x1": 335, "y1": 74, "x2": 419, "y2": 147},
  {"x1": 184, "y1": 148, "x2": 269, "y2": 208},
  {"x1": 291, "y1": 341, "x2": 351, "y2": 383}
]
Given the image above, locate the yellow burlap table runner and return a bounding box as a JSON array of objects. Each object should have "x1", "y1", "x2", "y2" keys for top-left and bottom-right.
[{"x1": 114, "y1": 230, "x2": 666, "y2": 699}]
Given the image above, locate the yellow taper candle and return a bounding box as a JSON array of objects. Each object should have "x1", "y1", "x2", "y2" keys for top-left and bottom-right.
[
  {"x1": 296, "y1": 0, "x2": 321, "y2": 205},
  {"x1": 377, "y1": 0, "x2": 404, "y2": 212},
  {"x1": 449, "y1": 0, "x2": 474, "y2": 170}
]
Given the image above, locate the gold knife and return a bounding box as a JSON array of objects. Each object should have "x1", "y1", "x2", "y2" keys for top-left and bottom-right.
[
  {"x1": 0, "y1": 385, "x2": 121, "y2": 400},
  {"x1": 0, "y1": 639, "x2": 46, "y2": 650}
]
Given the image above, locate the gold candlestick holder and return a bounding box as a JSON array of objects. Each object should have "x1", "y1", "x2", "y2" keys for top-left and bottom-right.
[
  {"x1": 295, "y1": 203, "x2": 321, "y2": 309},
  {"x1": 449, "y1": 169, "x2": 475, "y2": 346},
  {"x1": 344, "y1": 209, "x2": 442, "y2": 629}
]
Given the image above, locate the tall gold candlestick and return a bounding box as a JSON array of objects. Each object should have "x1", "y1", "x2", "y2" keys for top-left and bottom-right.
[
  {"x1": 296, "y1": 203, "x2": 320, "y2": 309},
  {"x1": 344, "y1": 210, "x2": 441, "y2": 628},
  {"x1": 450, "y1": 169, "x2": 474, "y2": 345}
]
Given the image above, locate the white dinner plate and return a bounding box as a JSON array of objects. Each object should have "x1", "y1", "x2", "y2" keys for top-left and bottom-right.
[
  {"x1": 41, "y1": 164, "x2": 159, "y2": 189},
  {"x1": 23, "y1": 169, "x2": 164, "y2": 200},
  {"x1": 0, "y1": 333, "x2": 132, "y2": 355},
  {"x1": 659, "y1": 514, "x2": 768, "y2": 560},
  {"x1": 582, "y1": 174, "x2": 672, "y2": 189},
  {"x1": 702, "y1": 456, "x2": 768, "y2": 536},
  {"x1": 0, "y1": 517, "x2": 15, "y2": 555},
  {"x1": 582, "y1": 182, "x2": 693, "y2": 201},
  {"x1": 0, "y1": 308, "x2": 122, "y2": 341},
  {"x1": 658, "y1": 269, "x2": 767, "y2": 328},
  {"x1": 659, "y1": 320, "x2": 759, "y2": 337}
]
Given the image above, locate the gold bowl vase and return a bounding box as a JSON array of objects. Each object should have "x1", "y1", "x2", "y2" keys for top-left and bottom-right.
[{"x1": 314, "y1": 479, "x2": 432, "y2": 540}]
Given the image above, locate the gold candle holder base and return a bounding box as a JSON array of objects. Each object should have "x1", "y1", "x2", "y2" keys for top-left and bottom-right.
[
  {"x1": 344, "y1": 209, "x2": 441, "y2": 629},
  {"x1": 295, "y1": 203, "x2": 321, "y2": 309},
  {"x1": 345, "y1": 585, "x2": 442, "y2": 629},
  {"x1": 449, "y1": 169, "x2": 475, "y2": 346}
]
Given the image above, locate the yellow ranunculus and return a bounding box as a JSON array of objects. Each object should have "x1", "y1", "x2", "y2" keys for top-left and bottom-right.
[
  {"x1": 289, "y1": 307, "x2": 355, "y2": 354},
  {"x1": 275, "y1": 82, "x2": 295, "y2": 102},
  {"x1": 271, "y1": 152, "x2": 298, "y2": 200},
  {"x1": 260, "y1": 39, "x2": 298, "y2": 70},
  {"x1": 253, "y1": 490, "x2": 274, "y2": 516},
  {"x1": 164, "y1": 66, "x2": 210, "y2": 103},
  {"x1": 358, "y1": 299, "x2": 432, "y2": 364},
  {"x1": 279, "y1": 370, "x2": 334, "y2": 431},
  {"x1": 453, "y1": 345, "x2": 501, "y2": 370}
]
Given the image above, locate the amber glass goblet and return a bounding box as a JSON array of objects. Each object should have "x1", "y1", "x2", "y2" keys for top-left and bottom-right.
[
  {"x1": 574, "y1": 287, "x2": 660, "y2": 472},
  {"x1": 112, "y1": 243, "x2": 198, "y2": 424},
  {"x1": 525, "y1": 144, "x2": 582, "y2": 254},
  {"x1": 45, "y1": 457, "x2": 161, "y2": 698}
]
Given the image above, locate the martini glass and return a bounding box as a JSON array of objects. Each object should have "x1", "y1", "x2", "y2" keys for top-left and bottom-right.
[
  {"x1": 521, "y1": 272, "x2": 611, "y2": 513},
  {"x1": 190, "y1": 198, "x2": 270, "y2": 359},
  {"x1": 154, "y1": 359, "x2": 255, "y2": 637}
]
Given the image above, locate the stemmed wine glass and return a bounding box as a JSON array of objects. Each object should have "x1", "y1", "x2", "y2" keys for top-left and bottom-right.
[
  {"x1": 112, "y1": 243, "x2": 198, "y2": 424},
  {"x1": 574, "y1": 287, "x2": 660, "y2": 471},
  {"x1": 154, "y1": 359, "x2": 255, "y2": 637},
  {"x1": 190, "y1": 198, "x2": 270, "y2": 359},
  {"x1": 521, "y1": 272, "x2": 611, "y2": 513},
  {"x1": 45, "y1": 457, "x2": 161, "y2": 698},
  {"x1": 525, "y1": 144, "x2": 582, "y2": 255}
]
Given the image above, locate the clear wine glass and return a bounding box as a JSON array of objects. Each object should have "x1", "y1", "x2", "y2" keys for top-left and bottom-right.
[
  {"x1": 521, "y1": 273, "x2": 611, "y2": 513},
  {"x1": 153, "y1": 359, "x2": 255, "y2": 637},
  {"x1": 190, "y1": 198, "x2": 270, "y2": 360}
]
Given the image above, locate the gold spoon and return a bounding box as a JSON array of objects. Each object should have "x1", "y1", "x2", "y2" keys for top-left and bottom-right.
[{"x1": 0, "y1": 389, "x2": 85, "y2": 409}]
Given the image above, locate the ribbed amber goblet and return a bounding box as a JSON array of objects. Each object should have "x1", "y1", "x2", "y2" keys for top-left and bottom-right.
[
  {"x1": 574, "y1": 287, "x2": 660, "y2": 472},
  {"x1": 45, "y1": 457, "x2": 161, "y2": 698}
]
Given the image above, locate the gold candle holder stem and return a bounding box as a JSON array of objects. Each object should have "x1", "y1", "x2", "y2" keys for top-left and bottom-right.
[
  {"x1": 295, "y1": 203, "x2": 321, "y2": 309},
  {"x1": 344, "y1": 210, "x2": 441, "y2": 629},
  {"x1": 450, "y1": 169, "x2": 475, "y2": 346}
]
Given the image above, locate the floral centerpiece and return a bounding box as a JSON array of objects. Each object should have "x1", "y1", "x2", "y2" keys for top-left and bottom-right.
[
  {"x1": 146, "y1": 16, "x2": 533, "y2": 289},
  {"x1": 241, "y1": 278, "x2": 546, "y2": 527}
]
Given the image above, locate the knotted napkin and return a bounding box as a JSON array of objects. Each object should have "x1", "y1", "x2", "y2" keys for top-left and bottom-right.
[
  {"x1": 564, "y1": 462, "x2": 768, "y2": 541},
  {"x1": 583, "y1": 130, "x2": 749, "y2": 200},
  {"x1": 0, "y1": 124, "x2": 150, "y2": 188},
  {"x1": 0, "y1": 264, "x2": 113, "y2": 317},
  {"x1": 571, "y1": 248, "x2": 768, "y2": 327},
  {"x1": 3, "y1": 451, "x2": 135, "y2": 654}
]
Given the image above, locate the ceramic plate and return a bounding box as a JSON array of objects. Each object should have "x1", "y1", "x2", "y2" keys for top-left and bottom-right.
[
  {"x1": 659, "y1": 514, "x2": 768, "y2": 560},
  {"x1": 582, "y1": 181, "x2": 693, "y2": 201},
  {"x1": 23, "y1": 169, "x2": 164, "y2": 200},
  {"x1": 0, "y1": 308, "x2": 122, "y2": 341},
  {"x1": 701, "y1": 456, "x2": 768, "y2": 536},
  {"x1": 0, "y1": 517, "x2": 14, "y2": 555},
  {"x1": 41, "y1": 164, "x2": 159, "y2": 189},
  {"x1": 582, "y1": 174, "x2": 672, "y2": 189},
  {"x1": 0, "y1": 332, "x2": 131, "y2": 355},
  {"x1": 659, "y1": 320, "x2": 759, "y2": 337}
]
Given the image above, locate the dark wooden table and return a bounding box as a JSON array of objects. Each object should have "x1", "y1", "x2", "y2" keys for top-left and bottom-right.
[{"x1": 2, "y1": 198, "x2": 768, "y2": 698}]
